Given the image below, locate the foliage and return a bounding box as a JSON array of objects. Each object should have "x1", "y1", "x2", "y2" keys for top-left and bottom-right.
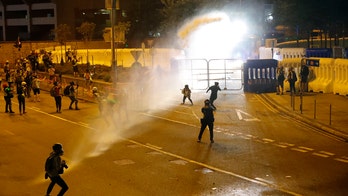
[
  {"x1": 272, "y1": 0, "x2": 348, "y2": 38},
  {"x1": 52, "y1": 24, "x2": 72, "y2": 45},
  {"x1": 76, "y1": 22, "x2": 96, "y2": 42}
]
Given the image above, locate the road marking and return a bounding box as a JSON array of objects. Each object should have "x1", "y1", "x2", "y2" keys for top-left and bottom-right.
[
  {"x1": 235, "y1": 109, "x2": 260, "y2": 122},
  {"x1": 141, "y1": 113, "x2": 198, "y2": 128},
  {"x1": 127, "y1": 139, "x2": 302, "y2": 196},
  {"x1": 334, "y1": 157, "x2": 348, "y2": 163},
  {"x1": 0, "y1": 130, "x2": 15, "y2": 136},
  {"x1": 254, "y1": 94, "x2": 278, "y2": 113},
  {"x1": 146, "y1": 143, "x2": 162, "y2": 149}
]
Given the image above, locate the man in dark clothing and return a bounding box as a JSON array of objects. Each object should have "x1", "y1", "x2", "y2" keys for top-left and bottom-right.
[
  {"x1": 206, "y1": 82, "x2": 221, "y2": 110},
  {"x1": 45, "y1": 143, "x2": 69, "y2": 196},
  {"x1": 287, "y1": 67, "x2": 297, "y2": 95},
  {"x1": 197, "y1": 99, "x2": 215, "y2": 143},
  {"x1": 300, "y1": 65, "x2": 309, "y2": 93},
  {"x1": 17, "y1": 82, "x2": 26, "y2": 115}
]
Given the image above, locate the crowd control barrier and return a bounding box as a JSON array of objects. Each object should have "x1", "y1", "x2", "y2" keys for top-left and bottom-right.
[
  {"x1": 307, "y1": 58, "x2": 335, "y2": 93},
  {"x1": 244, "y1": 59, "x2": 278, "y2": 93},
  {"x1": 333, "y1": 59, "x2": 348, "y2": 95},
  {"x1": 306, "y1": 48, "x2": 332, "y2": 58}
]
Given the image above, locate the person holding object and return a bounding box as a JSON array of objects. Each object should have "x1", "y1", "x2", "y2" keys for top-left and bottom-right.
[
  {"x1": 45, "y1": 143, "x2": 69, "y2": 196},
  {"x1": 181, "y1": 84, "x2": 193, "y2": 105},
  {"x1": 197, "y1": 99, "x2": 215, "y2": 143}
]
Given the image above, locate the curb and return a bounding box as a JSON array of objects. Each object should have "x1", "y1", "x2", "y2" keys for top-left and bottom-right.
[{"x1": 259, "y1": 93, "x2": 348, "y2": 142}]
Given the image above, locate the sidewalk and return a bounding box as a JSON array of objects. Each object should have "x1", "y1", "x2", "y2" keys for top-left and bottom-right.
[{"x1": 260, "y1": 92, "x2": 348, "y2": 142}]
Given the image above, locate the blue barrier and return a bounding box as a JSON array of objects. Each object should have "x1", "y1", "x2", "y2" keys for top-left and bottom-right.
[
  {"x1": 306, "y1": 48, "x2": 332, "y2": 58},
  {"x1": 244, "y1": 59, "x2": 278, "y2": 93}
]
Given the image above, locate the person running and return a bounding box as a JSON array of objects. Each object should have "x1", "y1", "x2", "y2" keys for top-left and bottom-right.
[
  {"x1": 181, "y1": 84, "x2": 193, "y2": 105},
  {"x1": 45, "y1": 143, "x2": 69, "y2": 196},
  {"x1": 206, "y1": 82, "x2": 221, "y2": 110},
  {"x1": 197, "y1": 99, "x2": 215, "y2": 143}
]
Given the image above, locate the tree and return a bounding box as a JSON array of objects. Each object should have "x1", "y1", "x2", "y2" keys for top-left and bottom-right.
[
  {"x1": 52, "y1": 24, "x2": 72, "y2": 64},
  {"x1": 76, "y1": 22, "x2": 96, "y2": 65},
  {"x1": 272, "y1": 0, "x2": 348, "y2": 42},
  {"x1": 76, "y1": 22, "x2": 96, "y2": 42}
]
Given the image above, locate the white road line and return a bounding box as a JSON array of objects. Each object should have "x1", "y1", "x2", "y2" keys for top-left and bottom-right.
[
  {"x1": 141, "y1": 112, "x2": 198, "y2": 128},
  {"x1": 297, "y1": 146, "x2": 314, "y2": 151},
  {"x1": 334, "y1": 158, "x2": 348, "y2": 163},
  {"x1": 127, "y1": 139, "x2": 302, "y2": 196}
]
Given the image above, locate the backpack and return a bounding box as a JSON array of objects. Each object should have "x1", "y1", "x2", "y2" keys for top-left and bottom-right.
[
  {"x1": 45, "y1": 155, "x2": 54, "y2": 172},
  {"x1": 50, "y1": 86, "x2": 57, "y2": 97},
  {"x1": 64, "y1": 85, "x2": 70, "y2": 96}
]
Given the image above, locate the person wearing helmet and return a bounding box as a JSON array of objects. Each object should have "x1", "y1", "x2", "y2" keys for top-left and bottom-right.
[
  {"x1": 197, "y1": 99, "x2": 215, "y2": 143},
  {"x1": 92, "y1": 87, "x2": 104, "y2": 116},
  {"x1": 17, "y1": 81, "x2": 26, "y2": 114},
  {"x1": 181, "y1": 84, "x2": 193, "y2": 105},
  {"x1": 3, "y1": 83, "x2": 14, "y2": 113},
  {"x1": 45, "y1": 143, "x2": 69, "y2": 196}
]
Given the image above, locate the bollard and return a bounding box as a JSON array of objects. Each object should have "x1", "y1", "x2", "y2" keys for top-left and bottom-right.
[
  {"x1": 314, "y1": 99, "x2": 316, "y2": 119},
  {"x1": 329, "y1": 104, "x2": 332, "y2": 125},
  {"x1": 300, "y1": 93, "x2": 303, "y2": 114}
]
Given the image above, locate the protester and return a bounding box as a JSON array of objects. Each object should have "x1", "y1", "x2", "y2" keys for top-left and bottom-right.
[
  {"x1": 197, "y1": 99, "x2": 215, "y2": 143},
  {"x1": 17, "y1": 81, "x2": 26, "y2": 115},
  {"x1": 45, "y1": 143, "x2": 69, "y2": 196},
  {"x1": 206, "y1": 82, "x2": 221, "y2": 110},
  {"x1": 181, "y1": 84, "x2": 193, "y2": 105},
  {"x1": 67, "y1": 81, "x2": 79, "y2": 110}
]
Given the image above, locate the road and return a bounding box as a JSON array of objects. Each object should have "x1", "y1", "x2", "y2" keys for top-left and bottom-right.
[{"x1": 1, "y1": 90, "x2": 348, "y2": 196}]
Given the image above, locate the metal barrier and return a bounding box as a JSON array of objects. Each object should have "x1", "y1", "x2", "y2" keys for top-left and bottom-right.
[
  {"x1": 171, "y1": 58, "x2": 243, "y2": 90},
  {"x1": 243, "y1": 59, "x2": 278, "y2": 93}
]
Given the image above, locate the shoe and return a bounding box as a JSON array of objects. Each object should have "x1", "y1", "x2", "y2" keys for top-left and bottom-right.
[
  {"x1": 197, "y1": 139, "x2": 201, "y2": 143},
  {"x1": 9, "y1": 111, "x2": 14, "y2": 113},
  {"x1": 5, "y1": 111, "x2": 8, "y2": 113},
  {"x1": 69, "y1": 107, "x2": 73, "y2": 110},
  {"x1": 75, "y1": 108, "x2": 80, "y2": 110},
  {"x1": 210, "y1": 140, "x2": 214, "y2": 143}
]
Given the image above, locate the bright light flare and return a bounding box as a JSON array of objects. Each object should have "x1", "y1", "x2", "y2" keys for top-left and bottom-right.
[{"x1": 178, "y1": 12, "x2": 248, "y2": 60}]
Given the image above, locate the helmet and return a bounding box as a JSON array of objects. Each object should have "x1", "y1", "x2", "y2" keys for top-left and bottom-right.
[
  {"x1": 92, "y1": 87, "x2": 98, "y2": 92},
  {"x1": 52, "y1": 143, "x2": 63, "y2": 152},
  {"x1": 2, "y1": 83, "x2": 8, "y2": 88},
  {"x1": 204, "y1": 99, "x2": 210, "y2": 104},
  {"x1": 70, "y1": 81, "x2": 75, "y2": 85},
  {"x1": 21, "y1": 81, "x2": 26, "y2": 86}
]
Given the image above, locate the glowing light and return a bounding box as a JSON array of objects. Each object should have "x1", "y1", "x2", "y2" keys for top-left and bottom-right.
[{"x1": 178, "y1": 11, "x2": 248, "y2": 60}]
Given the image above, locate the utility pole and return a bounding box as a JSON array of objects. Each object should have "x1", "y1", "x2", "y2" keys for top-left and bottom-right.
[{"x1": 110, "y1": 0, "x2": 117, "y2": 88}]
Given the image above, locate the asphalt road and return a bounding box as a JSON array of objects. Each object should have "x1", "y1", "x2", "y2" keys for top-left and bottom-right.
[{"x1": 1, "y1": 90, "x2": 348, "y2": 196}]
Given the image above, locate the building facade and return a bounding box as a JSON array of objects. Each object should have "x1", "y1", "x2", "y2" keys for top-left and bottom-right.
[{"x1": 0, "y1": 0, "x2": 105, "y2": 41}]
